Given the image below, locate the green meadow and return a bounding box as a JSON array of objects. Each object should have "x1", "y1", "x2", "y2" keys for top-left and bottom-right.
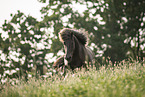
[{"x1": 1, "y1": 61, "x2": 145, "y2": 97}]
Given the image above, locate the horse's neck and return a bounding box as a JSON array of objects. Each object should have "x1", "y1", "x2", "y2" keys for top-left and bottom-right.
[
  {"x1": 71, "y1": 36, "x2": 85, "y2": 63},
  {"x1": 74, "y1": 36, "x2": 81, "y2": 54},
  {"x1": 73, "y1": 36, "x2": 84, "y2": 55}
]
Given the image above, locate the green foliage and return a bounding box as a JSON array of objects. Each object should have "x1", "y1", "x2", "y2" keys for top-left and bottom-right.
[
  {"x1": 39, "y1": 0, "x2": 145, "y2": 63},
  {"x1": 1, "y1": 61, "x2": 145, "y2": 97},
  {"x1": 0, "y1": 11, "x2": 51, "y2": 82}
]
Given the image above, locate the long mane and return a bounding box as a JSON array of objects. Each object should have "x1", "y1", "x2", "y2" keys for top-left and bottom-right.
[{"x1": 59, "y1": 28, "x2": 87, "y2": 45}]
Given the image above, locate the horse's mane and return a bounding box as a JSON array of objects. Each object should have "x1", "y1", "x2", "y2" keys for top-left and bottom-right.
[{"x1": 59, "y1": 28, "x2": 87, "y2": 45}]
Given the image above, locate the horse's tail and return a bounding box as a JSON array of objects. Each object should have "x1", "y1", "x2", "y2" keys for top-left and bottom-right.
[{"x1": 85, "y1": 47, "x2": 95, "y2": 65}]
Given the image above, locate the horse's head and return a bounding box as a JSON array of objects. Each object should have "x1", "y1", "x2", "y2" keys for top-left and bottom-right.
[
  {"x1": 59, "y1": 28, "x2": 87, "y2": 63},
  {"x1": 62, "y1": 32, "x2": 75, "y2": 62},
  {"x1": 58, "y1": 28, "x2": 94, "y2": 70}
]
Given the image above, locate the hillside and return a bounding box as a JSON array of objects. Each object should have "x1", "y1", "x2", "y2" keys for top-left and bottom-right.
[{"x1": 1, "y1": 61, "x2": 145, "y2": 97}]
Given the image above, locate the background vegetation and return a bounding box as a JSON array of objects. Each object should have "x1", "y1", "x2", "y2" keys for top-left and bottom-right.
[{"x1": 0, "y1": 0, "x2": 145, "y2": 92}]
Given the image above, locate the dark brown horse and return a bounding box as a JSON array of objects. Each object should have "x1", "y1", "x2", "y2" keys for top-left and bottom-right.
[{"x1": 53, "y1": 28, "x2": 94, "y2": 71}]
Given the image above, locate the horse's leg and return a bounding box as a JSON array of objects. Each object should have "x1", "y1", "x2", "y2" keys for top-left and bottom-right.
[
  {"x1": 82, "y1": 63, "x2": 89, "y2": 71},
  {"x1": 90, "y1": 61, "x2": 94, "y2": 68},
  {"x1": 62, "y1": 65, "x2": 66, "y2": 77}
]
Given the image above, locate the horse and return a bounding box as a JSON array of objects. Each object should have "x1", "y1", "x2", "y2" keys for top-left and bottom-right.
[{"x1": 53, "y1": 28, "x2": 94, "y2": 71}]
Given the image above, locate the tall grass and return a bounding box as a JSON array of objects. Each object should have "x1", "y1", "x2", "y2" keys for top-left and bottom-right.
[{"x1": 1, "y1": 61, "x2": 145, "y2": 97}]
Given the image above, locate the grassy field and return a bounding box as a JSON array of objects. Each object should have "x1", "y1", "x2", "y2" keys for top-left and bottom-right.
[{"x1": 1, "y1": 61, "x2": 145, "y2": 97}]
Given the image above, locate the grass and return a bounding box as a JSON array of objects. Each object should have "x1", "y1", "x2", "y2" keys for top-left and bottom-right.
[{"x1": 0, "y1": 61, "x2": 145, "y2": 97}]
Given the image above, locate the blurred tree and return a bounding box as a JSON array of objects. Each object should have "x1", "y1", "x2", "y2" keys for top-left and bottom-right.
[
  {"x1": 39, "y1": 0, "x2": 145, "y2": 64},
  {"x1": 0, "y1": 11, "x2": 51, "y2": 82},
  {"x1": 103, "y1": 0, "x2": 145, "y2": 62}
]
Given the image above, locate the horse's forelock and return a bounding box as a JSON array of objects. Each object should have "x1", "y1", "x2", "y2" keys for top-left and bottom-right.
[
  {"x1": 59, "y1": 28, "x2": 72, "y2": 42},
  {"x1": 59, "y1": 28, "x2": 87, "y2": 45}
]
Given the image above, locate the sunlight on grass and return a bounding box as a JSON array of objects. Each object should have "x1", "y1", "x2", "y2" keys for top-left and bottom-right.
[{"x1": 1, "y1": 61, "x2": 145, "y2": 97}]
